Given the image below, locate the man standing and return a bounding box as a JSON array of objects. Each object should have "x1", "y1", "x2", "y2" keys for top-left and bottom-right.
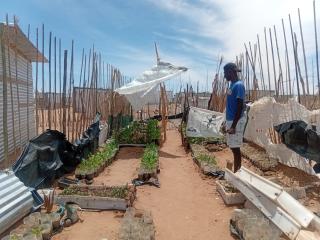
[{"x1": 223, "y1": 62, "x2": 246, "y2": 172}]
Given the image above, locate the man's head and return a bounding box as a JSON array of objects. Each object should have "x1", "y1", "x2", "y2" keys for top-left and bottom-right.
[{"x1": 224, "y1": 62, "x2": 241, "y2": 81}]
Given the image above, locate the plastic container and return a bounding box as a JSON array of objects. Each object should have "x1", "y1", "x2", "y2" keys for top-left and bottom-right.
[
  {"x1": 40, "y1": 223, "x2": 52, "y2": 240},
  {"x1": 23, "y1": 216, "x2": 39, "y2": 228},
  {"x1": 22, "y1": 233, "x2": 38, "y2": 240},
  {"x1": 49, "y1": 212, "x2": 61, "y2": 229},
  {"x1": 40, "y1": 214, "x2": 51, "y2": 225},
  {"x1": 9, "y1": 232, "x2": 23, "y2": 240}
]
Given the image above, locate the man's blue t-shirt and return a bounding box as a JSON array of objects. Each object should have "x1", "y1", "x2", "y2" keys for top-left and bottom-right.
[{"x1": 226, "y1": 80, "x2": 245, "y2": 121}]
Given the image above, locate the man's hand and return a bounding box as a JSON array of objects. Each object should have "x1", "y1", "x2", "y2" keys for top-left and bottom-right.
[{"x1": 227, "y1": 127, "x2": 236, "y2": 134}]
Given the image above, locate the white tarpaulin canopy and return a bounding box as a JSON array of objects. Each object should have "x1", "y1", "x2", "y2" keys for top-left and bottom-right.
[
  {"x1": 115, "y1": 61, "x2": 187, "y2": 110},
  {"x1": 186, "y1": 107, "x2": 225, "y2": 138}
]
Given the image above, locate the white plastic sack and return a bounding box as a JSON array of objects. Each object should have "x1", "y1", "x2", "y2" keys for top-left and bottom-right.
[
  {"x1": 244, "y1": 97, "x2": 320, "y2": 174},
  {"x1": 115, "y1": 61, "x2": 187, "y2": 110},
  {"x1": 186, "y1": 107, "x2": 224, "y2": 138}
]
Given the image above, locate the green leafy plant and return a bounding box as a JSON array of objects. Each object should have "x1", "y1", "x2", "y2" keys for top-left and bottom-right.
[
  {"x1": 146, "y1": 120, "x2": 160, "y2": 143},
  {"x1": 197, "y1": 154, "x2": 217, "y2": 165},
  {"x1": 141, "y1": 143, "x2": 158, "y2": 172},
  {"x1": 60, "y1": 185, "x2": 129, "y2": 199},
  {"x1": 76, "y1": 138, "x2": 118, "y2": 175}
]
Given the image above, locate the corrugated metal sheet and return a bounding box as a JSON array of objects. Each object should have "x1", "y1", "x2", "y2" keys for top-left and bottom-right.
[{"x1": 0, "y1": 170, "x2": 33, "y2": 235}]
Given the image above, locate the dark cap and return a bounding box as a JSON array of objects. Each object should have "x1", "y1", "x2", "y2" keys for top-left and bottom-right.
[{"x1": 223, "y1": 62, "x2": 241, "y2": 72}]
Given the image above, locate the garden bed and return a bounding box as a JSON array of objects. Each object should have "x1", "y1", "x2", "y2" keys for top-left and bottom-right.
[
  {"x1": 216, "y1": 180, "x2": 246, "y2": 205},
  {"x1": 115, "y1": 120, "x2": 160, "y2": 145},
  {"x1": 190, "y1": 144, "x2": 222, "y2": 176},
  {"x1": 55, "y1": 184, "x2": 136, "y2": 210},
  {"x1": 137, "y1": 144, "x2": 159, "y2": 181},
  {"x1": 241, "y1": 142, "x2": 278, "y2": 171},
  {"x1": 75, "y1": 139, "x2": 119, "y2": 181}
]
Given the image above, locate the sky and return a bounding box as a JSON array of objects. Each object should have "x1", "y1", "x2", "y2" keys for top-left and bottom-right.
[{"x1": 1, "y1": 0, "x2": 317, "y2": 92}]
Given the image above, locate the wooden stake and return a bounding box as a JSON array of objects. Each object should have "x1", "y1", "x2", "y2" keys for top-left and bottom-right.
[
  {"x1": 6, "y1": 15, "x2": 17, "y2": 152},
  {"x1": 62, "y1": 50, "x2": 68, "y2": 135},
  {"x1": 289, "y1": 14, "x2": 301, "y2": 103},
  {"x1": 41, "y1": 24, "x2": 45, "y2": 131},
  {"x1": 264, "y1": 27, "x2": 272, "y2": 96},
  {"x1": 1, "y1": 17, "x2": 9, "y2": 162},
  {"x1": 54, "y1": 37, "x2": 57, "y2": 130},
  {"x1": 273, "y1": 25, "x2": 284, "y2": 97},
  {"x1": 48, "y1": 31, "x2": 52, "y2": 129},
  {"x1": 298, "y1": 8, "x2": 310, "y2": 95},
  {"x1": 35, "y1": 28, "x2": 39, "y2": 135},
  {"x1": 282, "y1": 18, "x2": 291, "y2": 96},
  {"x1": 314, "y1": 0, "x2": 320, "y2": 97},
  {"x1": 269, "y1": 28, "x2": 278, "y2": 97}
]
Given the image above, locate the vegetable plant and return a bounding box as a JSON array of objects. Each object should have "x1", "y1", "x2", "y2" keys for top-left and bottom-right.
[
  {"x1": 197, "y1": 154, "x2": 217, "y2": 165},
  {"x1": 140, "y1": 143, "x2": 158, "y2": 172}
]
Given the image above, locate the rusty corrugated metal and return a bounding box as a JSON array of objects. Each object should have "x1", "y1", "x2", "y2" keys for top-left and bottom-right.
[{"x1": 0, "y1": 170, "x2": 34, "y2": 235}]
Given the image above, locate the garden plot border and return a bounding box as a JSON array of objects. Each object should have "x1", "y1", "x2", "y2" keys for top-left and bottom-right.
[
  {"x1": 241, "y1": 142, "x2": 278, "y2": 171},
  {"x1": 75, "y1": 148, "x2": 119, "y2": 180},
  {"x1": 137, "y1": 146, "x2": 160, "y2": 182},
  {"x1": 216, "y1": 180, "x2": 246, "y2": 205},
  {"x1": 55, "y1": 184, "x2": 136, "y2": 211},
  {"x1": 189, "y1": 144, "x2": 221, "y2": 176}
]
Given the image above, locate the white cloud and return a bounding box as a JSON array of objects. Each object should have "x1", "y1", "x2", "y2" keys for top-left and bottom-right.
[{"x1": 148, "y1": 0, "x2": 317, "y2": 92}]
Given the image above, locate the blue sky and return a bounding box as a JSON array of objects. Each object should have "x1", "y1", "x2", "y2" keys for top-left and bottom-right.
[{"x1": 1, "y1": 0, "x2": 317, "y2": 92}]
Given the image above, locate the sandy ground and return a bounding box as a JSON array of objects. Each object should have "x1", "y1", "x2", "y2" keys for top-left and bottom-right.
[
  {"x1": 94, "y1": 147, "x2": 143, "y2": 186},
  {"x1": 135, "y1": 129, "x2": 235, "y2": 240},
  {"x1": 51, "y1": 211, "x2": 122, "y2": 240}
]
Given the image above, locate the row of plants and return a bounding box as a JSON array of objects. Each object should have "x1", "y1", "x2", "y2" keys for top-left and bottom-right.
[
  {"x1": 115, "y1": 120, "x2": 160, "y2": 144},
  {"x1": 196, "y1": 153, "x2": 217, "y2": 166},
  {"x1": 140, "y1": 143, "x2": 159, "y2": 173},
  {"x1": 75, "y1": 138, "x2": 118, "y2": 179},
  {"x1": 60, "y1": 185, "x2": 129, "y2": 199}
]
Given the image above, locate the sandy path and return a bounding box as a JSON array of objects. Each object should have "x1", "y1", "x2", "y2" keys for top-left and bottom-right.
[
  {"x1": 94, "y1": 147, "x2": 143, "y2": 185},
  {"x1": 135, "y1": 129, "x2": 235, "y2": 240}
]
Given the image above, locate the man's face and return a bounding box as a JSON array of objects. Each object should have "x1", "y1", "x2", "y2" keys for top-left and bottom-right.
[{"x1": 224, "y1": 68, "x2": 233, "y2": 81}]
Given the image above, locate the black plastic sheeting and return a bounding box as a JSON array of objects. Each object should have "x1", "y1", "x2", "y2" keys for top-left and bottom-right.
[
  {"x1": 274, "y1": 120, "x2": 320, "y2": 163},
  {"x1": 13, "y1": 120, "x2": 100, "y2": 189},
  {"x1": 149, "y1": 112, "x2": 183, "y2": 121}
]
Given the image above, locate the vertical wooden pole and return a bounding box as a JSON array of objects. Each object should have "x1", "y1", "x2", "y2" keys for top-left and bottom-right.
[
  {"x1": 282, "y1": 18, "x2": 291, "y2": 96},
  {"x1": 26, "y1": 24, "x2": 30, "y2": 139},
  {"x1": 314, "y1": 0, "x2": 320, "y2": 97},
  {"x1": 6, "y1": 16, "x2": 17, "y2": 153},
  {"x1": 62, "y1": 50, "x2": 68, "y2": 135},
  {"x1": 264, "y1": 27, "x2": 272, "y2": 96},
  {"x1": 257, "y1": 34, "x2": 265, "y2": 91},
  {"x1": 59, "y1": 39, "x2": 62, "y2": 131},
  {"x1": 35, "y1": 28, "x2": 39, "y2": 134},
  {"x1": 289, "y1": 14, "x2": 301, "y2": 103},
  {"x1": 48, "y1": 31, "x2": 52, "y2": 129},
  {"x1": 273, "y1": 25, "x2": 284, "y2": 97},
  {"x1": 54, "y1": 37, "x2": 57, "y2": 130},
  {"x1": 41, "y1": 24, "x2": 45, "y2": 131},
  {"x1": 269, "y1": 28, "x2": 278, "y2": 97},
  {"x1": 1, "y1": 19, "x2": 9, "y2": 162},
  {"x1": 298, "y1": 8, "x2": 310, "y2": 95}
]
